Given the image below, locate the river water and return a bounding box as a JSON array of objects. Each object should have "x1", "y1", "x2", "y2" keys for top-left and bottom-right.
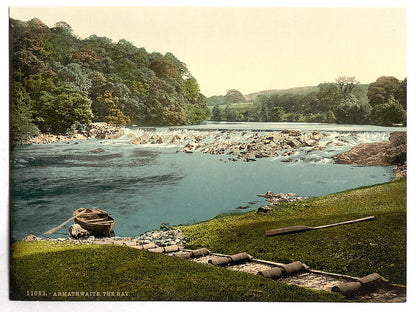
[{"x1": 10, "y1": 122, "x2": 405, "y2": 240}]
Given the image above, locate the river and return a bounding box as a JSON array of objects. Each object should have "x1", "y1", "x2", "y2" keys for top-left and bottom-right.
[{"x1": 10, "y1": 122, "x2": 405, "y2": 240}]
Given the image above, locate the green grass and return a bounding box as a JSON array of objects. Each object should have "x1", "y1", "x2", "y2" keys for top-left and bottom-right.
[
  {"x1": 10, "y1": 241, "x2": 344, "y2": 302},
  {"x1": 10, "y1": 179, "x2": 406, "y2": 301},
  {"x1": 180, "y1": 178, "x2": 406, "y2": 285}
]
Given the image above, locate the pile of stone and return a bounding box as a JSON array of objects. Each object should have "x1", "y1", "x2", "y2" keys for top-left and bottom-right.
[
  {"x1": 28, "y1": 122, "x2": 124, "y2": 144},
  {"x1": 256, "y1": 191, "x2": 308, "y2": 213},
  {"x1": 24, "y1": 222, "x2": 185, "y2": 247},
  {"x1": 83, "y1": 122, "x2": 125, "y2": 140},
  {"x1": 135, "y1": 223, "x2": 185, "y2": 247}
]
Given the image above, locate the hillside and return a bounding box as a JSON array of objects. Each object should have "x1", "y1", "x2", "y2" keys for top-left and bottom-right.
[
  {"x1": 9, "y1": 18, "x2": 210, "y2": 145},
  {"x1": 244, "y1": 86, "x2": 319, "y2": 101}
]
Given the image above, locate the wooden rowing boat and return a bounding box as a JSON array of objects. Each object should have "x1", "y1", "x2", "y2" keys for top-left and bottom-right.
[{"x1": 73, "y1": 207, "x2": 115, "y2": 235}]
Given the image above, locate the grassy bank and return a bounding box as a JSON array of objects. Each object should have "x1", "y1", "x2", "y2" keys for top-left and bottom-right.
[
  {"x1": 180, "y1": 178, "x2": 406, "y2": 285},
  {"x1": 10, "y1": 179, "x2": 406, "y2": 301},
  {"x1": 10, "y1": 241, "x2": 344, "y2": 302}
]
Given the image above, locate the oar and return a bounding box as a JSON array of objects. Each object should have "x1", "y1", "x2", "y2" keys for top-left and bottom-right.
[
  {"x1": 265, "y1": 216, "x2": 375, "y2": 237},
  {"x1": 42, "y1": 210, "x2": 86, "y2": 235}
]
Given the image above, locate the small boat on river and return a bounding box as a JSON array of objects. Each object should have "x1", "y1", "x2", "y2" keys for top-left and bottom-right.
[{"x1": 73, "y1": 207, "x2": 115, "y2": 235}]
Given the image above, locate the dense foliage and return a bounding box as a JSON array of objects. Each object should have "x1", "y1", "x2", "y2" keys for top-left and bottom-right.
[
  {"x1": 209, "y1": 76, "x2": 406, "y2": 126},
  {"x1": 9, "y1": 18, "x2": 210, "y2": 144}
]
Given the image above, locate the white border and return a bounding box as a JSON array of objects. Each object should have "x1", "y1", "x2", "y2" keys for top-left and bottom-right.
[{"x1": 2, "y1": 1, "x2": 414, "y2": 312}]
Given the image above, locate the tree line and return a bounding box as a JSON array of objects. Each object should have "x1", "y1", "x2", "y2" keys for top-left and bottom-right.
[
  {"x1": 10, "y1": 18, "x2": 210, "y2": 145},
  {"x1": 210, "y1": 76, "x2": 406, "y2": 126}
]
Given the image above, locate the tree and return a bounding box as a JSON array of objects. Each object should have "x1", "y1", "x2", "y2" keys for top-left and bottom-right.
[
  {"x1": 372, "y1": 97, "x2": 406, "y2": 126},
  {"x1": 367, "y1": 76, "x2": 406, "y2": 125},
  {"x1": 24, "y1": 72, "x2": 57, "y2": 101},
  {"x1": 89, "y1": 76, "x2": 132, "y2": 125},
  {"x1": 10, "y1": 82, "x2": 39, "y2": 144},
  {"x1": 318, "y1": 83, "x2": 342, "y2": 112},
  {"x1": 301, "y1": 91, "x2": 321, "y2": 114},
  {"x1": 225, "y1": 89, "x2": 246, "y2": 104},
  {"x1": 212, "y1": 105, "x2": 222, "y2": 121},
  {"x1": 336, "y1": 76, "x2": 359, "y2": 98},
  {"x1": 183, "y1": 77, "x2": 200, "y2": 103},
  {"x1": 188, "y1": 94, "x2": 210, "y2": 124},
  {"x1": 397, "y1": 78, "x2": 407, "y2": 111},
  {"x1": 141, "y1": 78, "x2": 189, "y2": 125},
  {"x1": 10, "y1": 18, "x2": 51, "y2": 77},
  {"x1": 82, "y1": 35, "x2": 112, "y2": 57},
  {"x1": 224, "y1": 105, "x2": 237, "y2": 121},
  {"x1": 367, "y1": 76, "x2": 401, "y2": 107},
  {"x1": 95, "y1": 91, "x2": 130, "y2": 125},
  {"x1": 149, "y1": 55, "x2": 180, "y2": 80},
  {"x1": 165, "y1": 52, "x2": 188, "y2": 75},
  {"x1": 35, "y1": 90, "x2": 93, "y2": 133},
  {"x1": 269, "y1": 106, "x2": 284, "y2": 122},
  {"x1": 254, "y1": 95, "x2": 269, "y2": 121},
  {"x1": 109, "y1": 39, "x2": 149, "y2": 68},
  {"x1": 72, "y1": 48, "x2": 101, "y2": 67},
  {"x1": 43, "y1": 22, "x2": 79, "y2": 65},
  {"x1": 56, "y1": 63, "x2": 92, "y2": 92}
]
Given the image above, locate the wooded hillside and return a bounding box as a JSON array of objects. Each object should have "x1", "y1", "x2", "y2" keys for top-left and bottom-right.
[{"x1": 9, "y1": 18, "x2": 210, "y2": 144}]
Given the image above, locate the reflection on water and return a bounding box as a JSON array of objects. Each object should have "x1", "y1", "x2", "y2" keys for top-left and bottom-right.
[{"x1": 10, "y1": 122, "x2": 399, "y2": 240}]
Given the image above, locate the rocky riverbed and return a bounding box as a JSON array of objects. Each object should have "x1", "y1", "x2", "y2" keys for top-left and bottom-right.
[
  {"x1": 28, "y1": 122, "x2": 125, "y2": 144},
  {"x1": 130, "y1": 129, "x2": 327, "y2": 162}
]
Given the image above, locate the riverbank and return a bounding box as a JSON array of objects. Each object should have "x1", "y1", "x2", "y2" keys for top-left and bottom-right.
[
  {"x1": 27, "y1": 122, "x2": 125, "y2": 144},
  {"x1": 180, "y1": 177, "x2": 406, "y2": 286},
  {"x1": 11, "y1": 178, "x2": 406, "y2": 302}
]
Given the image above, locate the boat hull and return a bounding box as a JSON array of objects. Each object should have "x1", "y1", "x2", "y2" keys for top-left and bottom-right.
[{"x1": 73, "y1": 208, "x2": 115, "y2": 235}]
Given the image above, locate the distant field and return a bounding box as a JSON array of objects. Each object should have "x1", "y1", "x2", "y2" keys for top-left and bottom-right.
[
  {"x1": 208, "y1": 102, "x2": 255, "y2": 111},
  {"x1": 244, "y1": 86, "x2": 319, "y2": 102}
]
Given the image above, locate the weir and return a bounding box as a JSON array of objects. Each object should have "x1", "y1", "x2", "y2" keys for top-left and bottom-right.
[{"x1": 10, "y1": 122, "x2": 397, "y2": 240}]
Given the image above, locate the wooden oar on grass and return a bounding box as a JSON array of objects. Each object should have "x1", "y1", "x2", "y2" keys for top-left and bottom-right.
[
  {"x1": 265, "y1": 216, "x2": 375, "y2": 237},
  {"x1": 42, "y1": 210, "x2": 86, "y2": 235}
]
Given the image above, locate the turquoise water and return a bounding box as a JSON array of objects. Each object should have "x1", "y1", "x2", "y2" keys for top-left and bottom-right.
[{"x1": 10, "y1": 122, "x2": 401, "y2": 239}]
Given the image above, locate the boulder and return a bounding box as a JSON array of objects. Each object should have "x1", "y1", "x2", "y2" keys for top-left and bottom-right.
[
  {"x1": 130, "y1": 133, "x2": 150, "y2": 144},
  {"x1": 23, "y1": 234, "x2": 38, "y2": 241},
  {"x1": 183, "y1": 142, "x2": 198, "y2": 153},
  {"x1": 333, "y1": 132, "x2": 406, "y2": 167},
  {"x1": 257, "y1": 206, "x2": 272, "y2": 213},
  {"x1": 69, "y1": 223, "x2": 93, "y2": 238},
  {"x1": 150, "y1": 135, "x2": 164, "y2": 144},
  {"x1": 160, "y1": 222, "x2": 172, "y2": 231},
  {"x1": 281, "y1": 129, "x2": 302, "y2": 136},
  {"x1": 170, "y1": 134, "x2": 186, "y2": 144},
  {"x1": 104, "y1": 129, "x2": 124, "y2": 139}
]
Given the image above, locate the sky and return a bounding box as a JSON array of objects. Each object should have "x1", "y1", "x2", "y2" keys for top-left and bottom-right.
[{"x1": 8, "y1": 5, "x2": 407, "y2": 97}]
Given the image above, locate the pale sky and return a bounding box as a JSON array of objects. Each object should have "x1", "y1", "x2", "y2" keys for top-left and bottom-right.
[{"x1": 9, "y1": 6, "x2": 407, "y2": 97}]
